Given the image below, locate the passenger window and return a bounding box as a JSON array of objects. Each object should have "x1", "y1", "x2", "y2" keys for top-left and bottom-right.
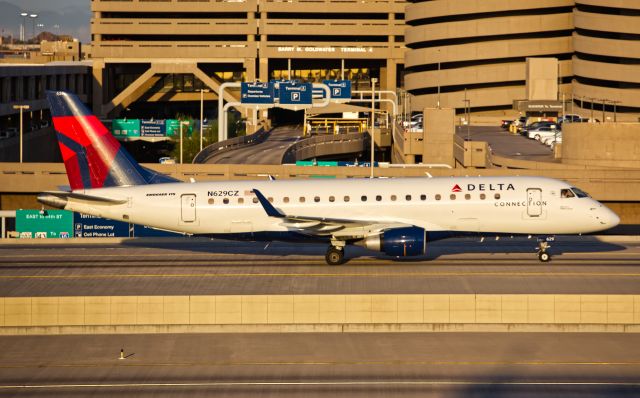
[
  {"x1": 406, "y1": 194, "x2": 411, "y2": 201},
  {"x1": 208, "y1": 198, "x2": 214, "y2": 205},
  {"x1": 420, "y1": 194, "x2": 426, "y2": 201},
  {"x1": 376, "y1": 195, "x2": 382, "y2": 201},
  {"x1": 435, "y1": 194, "x2": 441, "y2": 201},
  {"x1": 450, "y1": 194, "x2": 456, "y2": 200},
  {"x1": 390, "y1": 195, "x2": 397, "y2": 201},
  {"x1": 223, "y1": 198, "x2": 229, "y2": 204},
  {"x1": 361, "y1": 195, "x2": 367, "y2": 202},
  {"x1": 314, "y1": 196, "x2": 320, "y2": 203},
  {"x1": 283, "y1": 197, "x2": 290, "y2": 203},
  {"x1": 299, "y1": 197, "x2": 306, "y2": 203},
  {"x1": 465, "y1": 194, "x2": 471, "y2": 200},
  {"x1": 329, "y1": 196, "x2": 335, "y2": 202},
  {"x1": 238, "y1": 198, "x2": 244, "y2": 204},
  {"x1": 268, "y1": 197, "x2": 274, "y2": 203},
  {"x1": 480, "y1": 193, "x2": 486, "y2": 200},
  {"x1": 253, "y1": 197, "x2": 258, "y2": 204},
  {"x1": 561, "y1": 189, "x2": 575, "y2": 198},
  {"x1": 344, "y1": 196, "x2": 350, "y2": 202},
  {"x1": 494, "y1": 193, "x2": 501, "y2": 200}
]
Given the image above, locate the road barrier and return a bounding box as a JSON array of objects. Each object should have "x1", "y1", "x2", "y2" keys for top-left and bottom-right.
[{"x1": 0, "y1": 294, "x2": 638, "y2": 335}]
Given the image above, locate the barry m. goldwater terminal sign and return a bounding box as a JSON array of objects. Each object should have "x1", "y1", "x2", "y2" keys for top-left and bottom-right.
[{"x1": 277, "y1": 46, "x2": 373, "y2": 54}]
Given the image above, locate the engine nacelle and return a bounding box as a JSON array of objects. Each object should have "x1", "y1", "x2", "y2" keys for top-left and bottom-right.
[{"x1": 357, "y1": 226, "x2": 427, "y2": 257}]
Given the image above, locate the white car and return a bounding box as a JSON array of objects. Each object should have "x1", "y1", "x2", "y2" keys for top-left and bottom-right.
[
  {"x1": 527, "y1": 126, "x2": 560, "y2": 141},
  {"x1": 541, "y1": 132, "x2": 562, "y2": 146}
]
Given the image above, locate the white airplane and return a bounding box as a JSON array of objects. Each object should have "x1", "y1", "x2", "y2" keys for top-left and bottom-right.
[{"x1": 38, "y1": 91, "x2": 620, "y2": 265}]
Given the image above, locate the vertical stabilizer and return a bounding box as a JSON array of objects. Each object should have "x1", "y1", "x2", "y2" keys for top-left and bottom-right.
[{"x1": 47, "y1": 91, "x2": 178, "y2": 190}]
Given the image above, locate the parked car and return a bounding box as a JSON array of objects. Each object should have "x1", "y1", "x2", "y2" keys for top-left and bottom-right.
[
  {"x1": 526, "y1": 126, "x2": 560, "y2": 141},
  {"x1": 500, "y1": 119, "x2": 513, "y2": 129},
  {"x1": 512, "y1": 116, "x2": 528, "y2": 132},
  {"x1": 558, "y1": 114, "x2": 581, "y2": 124},
  {"x1": 158, "y1": 157, "x2": 176, "y2": 164},
  {"x1": 550, "y1": 136, "x2": 563, "y2": 151},
  {"x1": 520, "y1": 121, "x2": 557, "y2": 136},
  {"x1": 0, "y1": 127, "x2": 18, "y2": 139},
  {"x1": 541, "y1": 132, "x2": 562, "y2": 146}
]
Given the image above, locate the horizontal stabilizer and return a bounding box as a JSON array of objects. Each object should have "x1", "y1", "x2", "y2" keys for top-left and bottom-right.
[{"x1": 38, "y1": 191, "x2": 128, "y2": 209}]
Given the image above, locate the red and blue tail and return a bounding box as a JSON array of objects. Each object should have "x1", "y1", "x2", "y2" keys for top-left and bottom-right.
[{"x1": 47, "y1": 91, "x2": 179, "y2": 190}]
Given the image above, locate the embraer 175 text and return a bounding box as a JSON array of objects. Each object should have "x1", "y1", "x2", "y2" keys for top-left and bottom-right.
[{"x1": 38, "y1": 91, "x2": 620, "y2": 264}]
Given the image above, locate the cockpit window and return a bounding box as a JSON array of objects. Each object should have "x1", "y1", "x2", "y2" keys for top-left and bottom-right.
[
  {"x1": 560, "y1": 189, "x2": 575, "y2": 198},
  {"x1": 571, "y1": 187, "x2": 590, "y2": 198}
]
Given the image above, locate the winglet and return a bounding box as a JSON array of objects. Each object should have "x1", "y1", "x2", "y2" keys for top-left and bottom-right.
[{"x1": 253, "y1": 189, "x2": 285, "y2": 218}]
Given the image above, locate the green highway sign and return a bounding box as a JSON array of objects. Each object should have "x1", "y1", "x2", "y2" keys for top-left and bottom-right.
[
  {"x1": 16, "y1": 210, "x2": 74, "y2": 239},
  {"x1": 112, "y1": 119, "x2": 141, "y2": 138}
]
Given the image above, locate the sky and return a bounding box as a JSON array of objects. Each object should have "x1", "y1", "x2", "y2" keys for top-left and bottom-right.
[{"x1": 2, "y1": 0, "x2": 90, "y2": 42}]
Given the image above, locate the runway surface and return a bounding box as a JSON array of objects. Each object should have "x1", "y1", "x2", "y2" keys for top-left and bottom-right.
[
  {"x1": 0, "y1": 332, "x2": 638, "y2": 397},
  {"x1": 1, "y1": 236, "x2": 639, "y2": 296}
]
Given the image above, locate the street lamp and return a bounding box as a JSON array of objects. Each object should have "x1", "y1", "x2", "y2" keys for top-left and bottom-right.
[
  {"x1": 200, "y1": 88, "x2": 210, "y2": 152},
  {"x1": 29, "y1": 14, "x2": 38, "y2": 42},
  {"x1": 19, "y1": 12, "x2": 28, "y2": 55},
  {"x1": 13, "y1": 105, "x2": 30, "y2": 163},
  {"x1": 370, "y1": 77, "x2": 377, "y2": 179},
  {"x1": 179, "y1": 120, "x2": 190, "y2": 164}
]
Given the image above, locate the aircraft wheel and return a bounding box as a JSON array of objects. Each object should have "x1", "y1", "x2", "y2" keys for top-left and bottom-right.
[
  {"x1": 325, "y1": 247, "x2": 345, "y2": 266},
  {"x1": 538, "y1": 251, "x2": 551, "y2": 262}
]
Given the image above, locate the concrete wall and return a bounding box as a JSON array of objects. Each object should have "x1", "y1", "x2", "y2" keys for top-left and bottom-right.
[
  {"x1": 562, "y1": 123, "x2": 640, "y2": 168},
  {"x1": 422, "y1": 107, "x2": 455, "y2": 167},
  {"x1": 1, "y1": 295, "x2": 638, "y2": 335}
]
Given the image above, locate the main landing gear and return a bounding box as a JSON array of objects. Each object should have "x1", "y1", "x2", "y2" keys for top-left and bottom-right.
[
  {"x1": 325, "y1": 243, "x2": 346, "y2": 266},
  {"x1": 536, "y1": 237, "x2": 554, "y2": 262}
]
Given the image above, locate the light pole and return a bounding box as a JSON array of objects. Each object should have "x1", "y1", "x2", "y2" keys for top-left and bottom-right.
[
  {"x1": 179, "y1": 120, "x2": 190, "y2": 164},
  {"x1": 370, "y1": 77, "x2": 377, "y2": 179},
  {"x1": 19, "y1": 12, "x2": 28, "y2": 54},
  {"x1": 199, "y1": 88, "x2": 209, "y2": 152},
  {"x1": 13, "y1": 105, "x2": 30, "y2": 163},
  {"x1": 29, "y1": 14, "x2": 38, "y2": 42}
]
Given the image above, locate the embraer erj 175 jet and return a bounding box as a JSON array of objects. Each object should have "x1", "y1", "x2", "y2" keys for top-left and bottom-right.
[{"x1": 38, "y1": 91, "x2": 619, "y2": 265}]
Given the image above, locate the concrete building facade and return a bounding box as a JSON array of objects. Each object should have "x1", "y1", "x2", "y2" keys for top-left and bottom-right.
[
  {"x1": 91, "y1": 0, "x2": 405, "y2": 120},
  {"x1": 404, "y1": 0, "x2": 640, "y2": 120}
]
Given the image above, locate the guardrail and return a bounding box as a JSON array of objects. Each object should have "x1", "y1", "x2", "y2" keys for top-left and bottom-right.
[
  {"x1": 282, "y1": 132, "x2": 367, "y2": 163},
  {"x1": 192, "y1": 128, "x2": 268, "y2": 164}
]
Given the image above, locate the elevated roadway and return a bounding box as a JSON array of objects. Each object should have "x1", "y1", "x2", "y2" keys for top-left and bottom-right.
[
  {"x1": 203, "y1": 126, "x2": 304, "y2": 164},
  {"x1": 1, "y1": 236, "x2": 639, "y2": 296},
  {"x1": 0, "y1": 332, "x2": 639, "y2": 397}
]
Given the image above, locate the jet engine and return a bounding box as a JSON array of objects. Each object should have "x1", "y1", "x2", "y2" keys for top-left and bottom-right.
[{"x1": 356, "y1": 226, "x2": 426, "y2": 257}]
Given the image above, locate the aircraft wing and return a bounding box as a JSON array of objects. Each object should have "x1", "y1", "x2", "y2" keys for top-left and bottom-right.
[{"x1": 252, "y1": 188, "x2": 413, "y2": 239}]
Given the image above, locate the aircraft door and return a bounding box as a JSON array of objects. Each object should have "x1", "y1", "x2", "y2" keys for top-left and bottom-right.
[
  {"x1": 181, "y1": 194, "x2": 197, "y2": 222},
  {"x1": 527, "y1": 188, "x2": 542, "y2": 217}
]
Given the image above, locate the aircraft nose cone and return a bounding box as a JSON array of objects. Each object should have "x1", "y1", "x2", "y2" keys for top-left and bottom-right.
[{"x1": 607, "y1": 209, "x2": 621, "y2": 228}]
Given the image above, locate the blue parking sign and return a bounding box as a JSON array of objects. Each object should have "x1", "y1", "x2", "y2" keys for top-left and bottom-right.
[
  {"x1": 323, "y1": 80, "x2": 352, "y2": 100},
  {"x1": 279, "y1": 82, "x2": 313, "y2": 105}
]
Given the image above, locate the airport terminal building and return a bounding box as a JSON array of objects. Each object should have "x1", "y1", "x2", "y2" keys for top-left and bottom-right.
[{"x1": 90, "y1": 0, "x2": 406, "y2": 118}]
